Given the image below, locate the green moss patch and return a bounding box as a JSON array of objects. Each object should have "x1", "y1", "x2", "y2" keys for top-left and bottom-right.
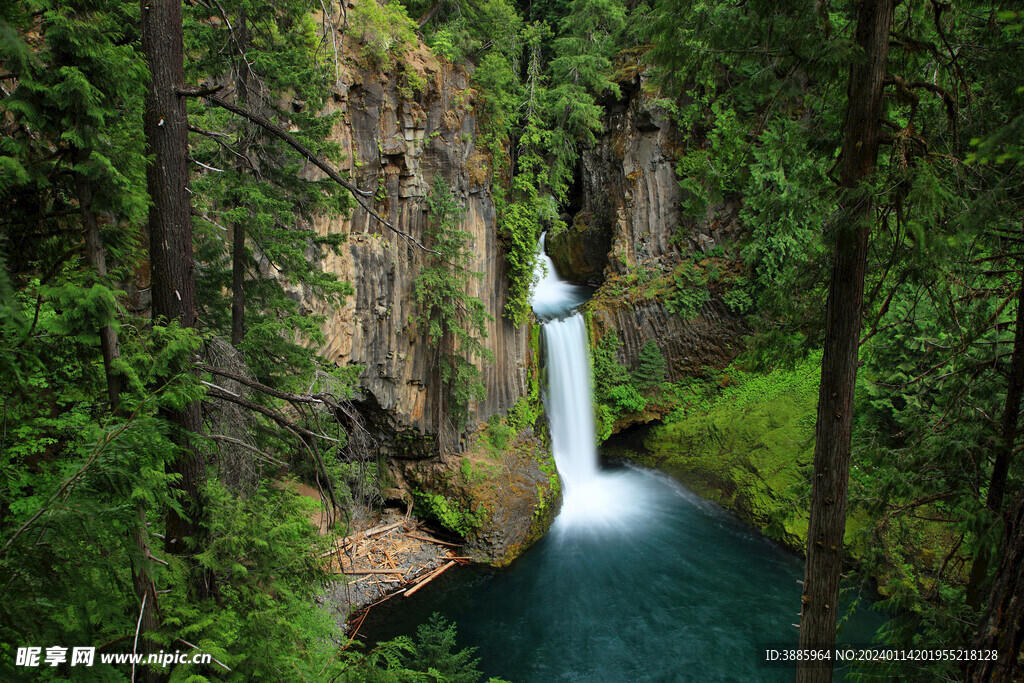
[{"x1": 638, "y1": 354, "x2": 819, "y2": 550}]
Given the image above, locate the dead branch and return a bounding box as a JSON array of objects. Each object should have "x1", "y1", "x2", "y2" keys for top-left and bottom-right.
[
  {"x1": 884, "y1": 73, "x2": 957, "y2": 127},
  {"x1": 176, "y1": 88, "x2": 435, "y2": 254},
  {"x1": 202, "y1": 386, "x2": 340, "y2": 517},
  {"x1": 207, "y1": 433, "x2": 288, "y2": 468},
  {"x1": 404, "y1": 531, "x2": 460, "y2": 547},
  {"x1": 199, "y1": 363, "x2": 340, "y2": 409}
]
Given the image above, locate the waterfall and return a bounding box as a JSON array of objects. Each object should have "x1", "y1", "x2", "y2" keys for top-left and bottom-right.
[{"x1": 531, "y1": 236, "x2": 653, "y2": 534}]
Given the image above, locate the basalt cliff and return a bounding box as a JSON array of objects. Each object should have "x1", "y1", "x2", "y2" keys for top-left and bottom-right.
[{"x1": 302, "y1": 36, "x2": 745, "y2": 562}]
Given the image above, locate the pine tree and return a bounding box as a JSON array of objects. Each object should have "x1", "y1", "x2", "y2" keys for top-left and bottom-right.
[
  {"x1": 634, "y1": 340, "x2": 667, "y2": 389},
  {"x1": 183, "y1": 0, "x2": 354, "y2": 385},
  {"x1": 547, "y1": 0, "x2": 625, "y2": 197}
]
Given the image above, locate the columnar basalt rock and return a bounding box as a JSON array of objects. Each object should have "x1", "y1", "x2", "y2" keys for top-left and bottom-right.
[
  {"x1": 289, "y1": 34, "x2": 555, "y2": 563},
  {"x1": 300, "y1": 42, "x2": 529, "y2": 448},
  {"x1": 586, "y1": 297, "x2": 746, "y2": 384},
  {"x1": 549, "y1": 75, "x2": 744, "y2": 283}
]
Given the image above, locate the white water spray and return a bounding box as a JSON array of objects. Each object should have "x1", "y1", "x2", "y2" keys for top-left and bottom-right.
[{"x1": 531, "y1": 237, "x2": 655, "y2": 534}]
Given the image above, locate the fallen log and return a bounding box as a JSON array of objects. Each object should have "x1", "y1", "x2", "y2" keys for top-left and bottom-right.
[
  {"x1": 404, "y1": 532, "x2": 460, "y2": 547},
  {"x1": 335, "y1": 568, "x2": 408, "y2": 576},
  {"x1": 346, "y1": 521, "x2": 405, "y2": 543},
  {"x1": 404, "y1": 561, "x2": 455, "y2": 597}
]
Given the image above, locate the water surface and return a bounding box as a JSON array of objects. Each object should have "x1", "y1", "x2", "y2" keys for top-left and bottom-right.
[{"x1": 361, "y1": 466, "x2": 882, "y2": 682}]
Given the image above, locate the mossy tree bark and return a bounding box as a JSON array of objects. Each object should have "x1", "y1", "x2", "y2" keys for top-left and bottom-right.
[{"x1": 796, "y1": 1, "x2": 895, "y2": 680}]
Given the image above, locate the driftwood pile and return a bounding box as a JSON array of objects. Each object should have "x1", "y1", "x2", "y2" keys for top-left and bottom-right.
[{"x1": 322, "y1": 517, "x2": 470, "y2": 606}]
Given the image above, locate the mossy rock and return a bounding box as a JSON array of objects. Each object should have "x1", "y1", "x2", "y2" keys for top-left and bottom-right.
[{"x1": 546, "y1": 218, "x2": 612, "y2": 283}]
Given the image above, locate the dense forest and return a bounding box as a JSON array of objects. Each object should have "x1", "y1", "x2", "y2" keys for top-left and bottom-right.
[{"x1": 1, "y1": 0, "x2": 1023, "y2": 681}]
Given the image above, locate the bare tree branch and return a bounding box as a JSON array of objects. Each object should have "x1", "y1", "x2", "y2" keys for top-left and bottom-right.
[{"x1": 177, "y1": 88, "x2": 436, "y2": 254}]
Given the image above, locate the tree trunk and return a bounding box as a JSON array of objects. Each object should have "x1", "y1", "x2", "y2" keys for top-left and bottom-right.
[
  {"x1": 796, "y1": 1, "x2": 894, "y2": 681},
  {"x1": 968, "y1": 277, "x2": 1024, "y2": 609},
  {"x1": 140, "y1": 0, "x2": 208, "y2": 594},
  {"x1": 128, "y1": 508, "x2": 161, "y2": 683},
  {"x1": 967, "y1": 482, "x2": 1024, "y2": 681},
  {"x1": 230, "y1": 11, "x2": 248, "y2": 348},
  {"x1": 74, "y1": 168, "x2": 160, "y2": 678},
  {"x1": 74, "y1": 170, "x2": 123, "y2": 411}
]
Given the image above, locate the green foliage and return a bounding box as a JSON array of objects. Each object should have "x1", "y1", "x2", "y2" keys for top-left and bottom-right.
[
  {"x1": 0, "y1": 3, "x2": 395, "y2": 680},
  {"x1": 639, "y1": 2, "x2": 1024, "y2": 667},
  {"x1": 403, "y1": 613, "x2": 492, "y2": 683},
  {"x1": 480, "y1": 414, "x2": 514, "y2": 457},
  {"x1": 443, "y1": 355, "x2": 489, "y2": 432},
  {"x1": 721, "y1": 276, "x2": 754, "y2": 315},
  {"x1": 590, "y1": 330, "x2": 646, "y2": 440},
  {"x1": 414, "y1": 176, "x2": 493, "y2": 430},
  {"x1": 349, "y1": 0, "x2": 418, "y2": 69},
  {"x1": 633, "y1": 340, "x2": 667, "y2": 389},
  {"x1": 547, "y1": 0, "x2": 625, "y2": 187},
  {"x1": 414, "y1": 491, "x2": 487, "y2": 538},
  {"x1": 185, "y1": 0, "x2": 355, "y2": 387},
  {"x1": 496, "y1": 200, "x2": 543, "y2": 325},
  {"x1": 507, "y1": 395, "x2": 540, "y2": 433},
  {"x1": 0, "y1": 405, "x2": 183, "y2": 680},
  {"x1": 4, "y1": 0, "x2": 1023, "y2": 678},
  {"x1": 664, "y1": 262, "x2": 710, "y2": 320},
  {"x1": 172, "y1": 480, "x2": 340, "y2": 680},
  {"x1": 649, "y1": 353, "x2": 825, "y2": 546}
]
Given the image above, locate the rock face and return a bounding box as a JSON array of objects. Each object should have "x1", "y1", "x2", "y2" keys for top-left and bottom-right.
[
  {"x1": 304, "y1": 42, "x2": 529, "y2": 447},
  {"x1": 587, "y1": 297, "x2": 746, "y2": 384},
  {"x1": 548, "y1": 76, "x2": 687, "y2": 282},
  {"x1": 293, "y1": 32, "x2": 555, "y2": 564},
  {"x1": 396, "y1": 423, "x2": 561, "y2": 567},
  {"x1": 545, "y1": 218, "x2": 611, "y2": 284},
  {"x1": 548, "y1": 75, "x2": 748, "y2": 406}
]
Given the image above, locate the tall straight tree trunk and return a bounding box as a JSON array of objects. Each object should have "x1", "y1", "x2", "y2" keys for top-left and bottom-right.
[
  {"x1": 967, "y1": 483, "x2": 1024, "y2": 682},
  {"x1": 796, "y1": 1, "x2": 894, "y2": 680},
  {"x1": 140, "y1": 0, "x2": 208, "y2": 595},
  {"x1": 74, "y1": 168, "x2": 160, "y2": 676},
  {"x1": 74, "y1": 170, "x2": 123, "y2": 410},
  {"x1": 968, "y1": 276, "x2": 1024, "y2": 609},
  {"x1": 230, "y1": 11, "x2": 248, "y2": 348}
]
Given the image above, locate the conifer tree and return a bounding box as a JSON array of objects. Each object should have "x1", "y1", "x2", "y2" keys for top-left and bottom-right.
[
  {"x1": 634, "y1": 340, "x2": 667, "y2": 389},
  {"x1": 414, "y1": 176, "x2": 492, "y2": 446},
  {"x1": 2, "y1": 2, "x2": 175, "y2": 669},
  {"x1": 547, "y1": 0, "x2": 624, "y2": 197},
  {"x1": 796, "y1": 2, "x2": 895, "y2": 678},
  {"x1": 183, "y1": 0, "x2": 354, "y2": 384},
  {"x1": 140, "y1": 0, "x2": 212, "y2": 601}
]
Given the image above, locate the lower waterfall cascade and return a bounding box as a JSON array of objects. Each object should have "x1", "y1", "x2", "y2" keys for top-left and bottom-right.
[{"x1": 532, "y1": 235, "x2": 658, "y2": 534}]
